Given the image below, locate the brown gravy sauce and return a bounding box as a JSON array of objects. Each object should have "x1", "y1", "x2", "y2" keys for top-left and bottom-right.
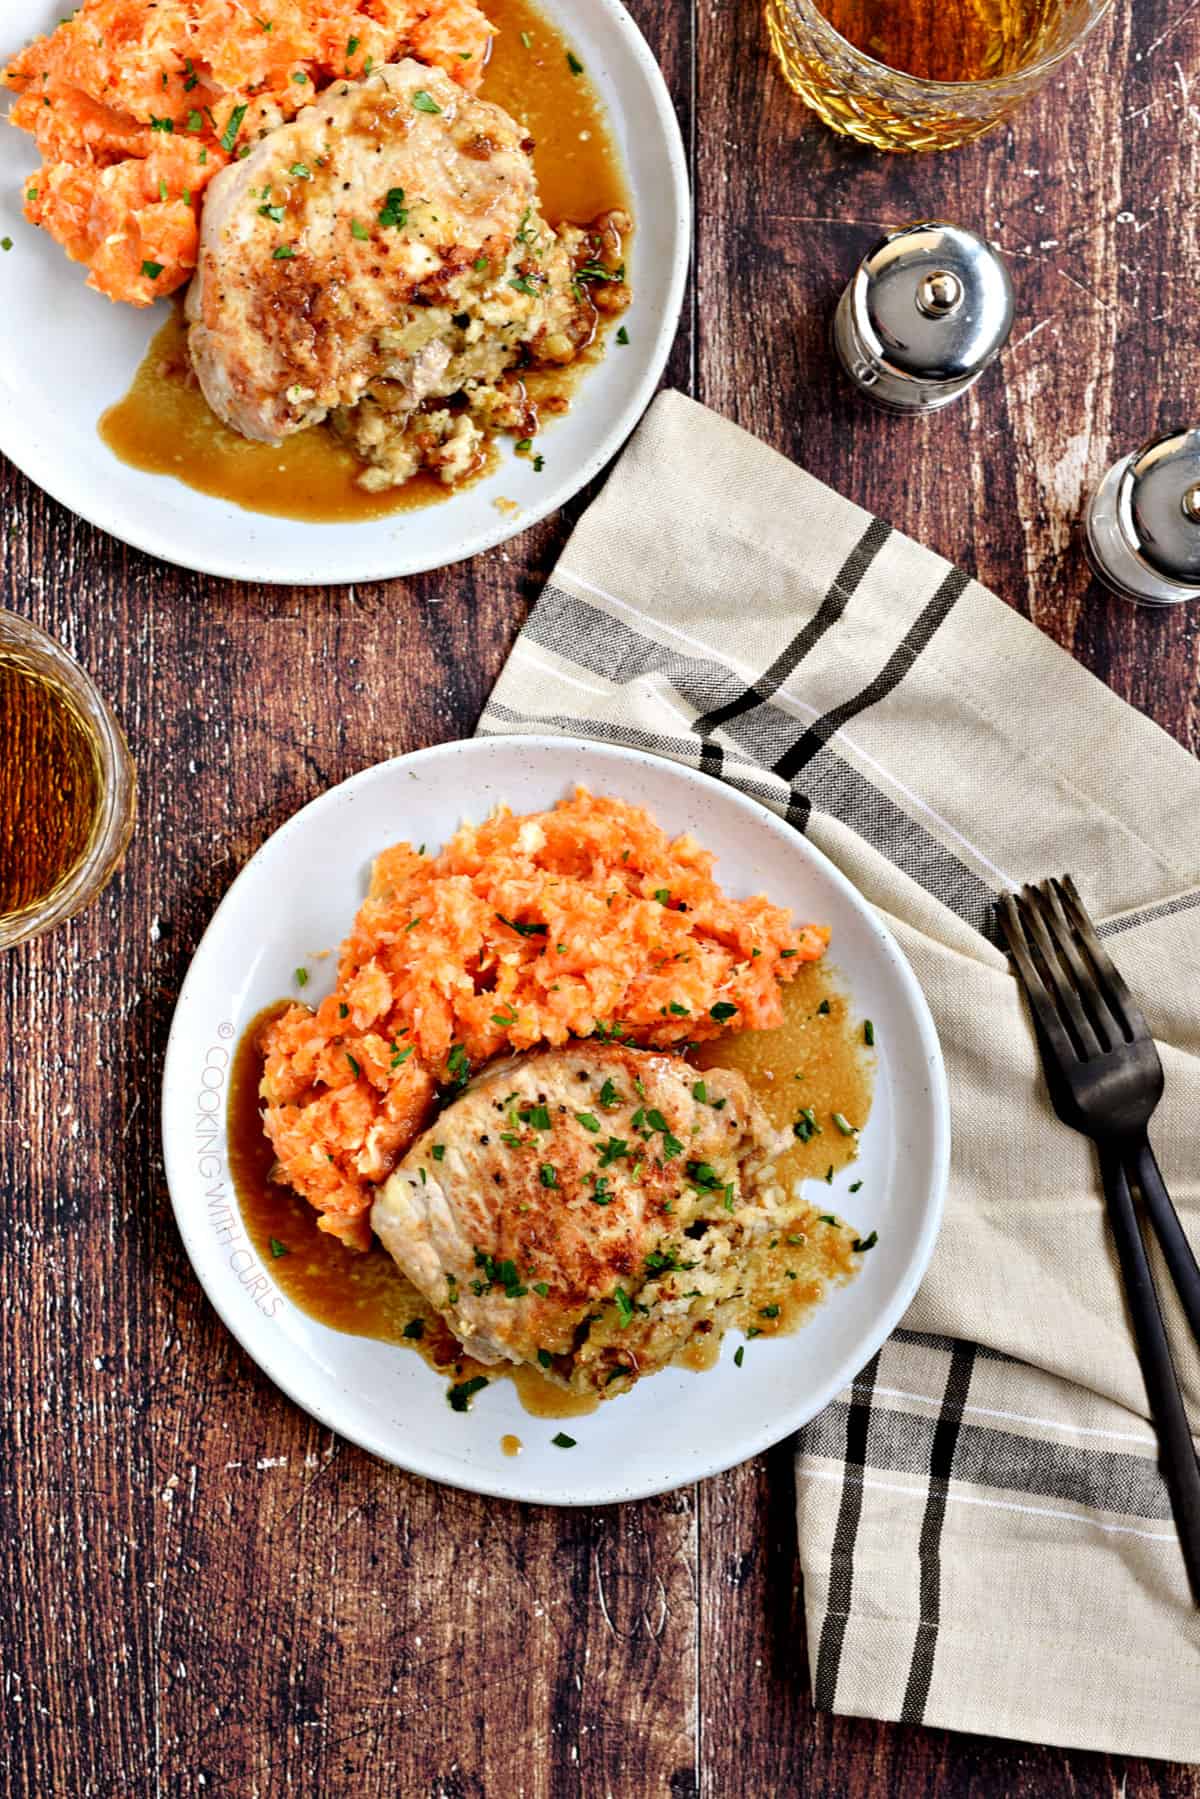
[
  {"x1": 99, "y1": 0, "x2": 630, "y2": 522},
  {"x1": 228, "y1": 964, "x2": 874, "y2": 1420}
]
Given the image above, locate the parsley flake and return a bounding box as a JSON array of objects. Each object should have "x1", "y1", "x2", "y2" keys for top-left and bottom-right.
[
  {"x1": 269, "y1": 1238, "x2": 288, "y2": 1259},
  {"x1": 412, "y1": 90, "x2": 442, "y2": 113}
]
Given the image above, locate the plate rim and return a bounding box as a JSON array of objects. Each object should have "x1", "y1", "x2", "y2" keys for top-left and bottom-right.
[
  {"x1": 161, "y1": 735, "x2": 951, "y2": 1505},
  {"x1": 0, "y1": 0, "x2": 690, "y2": 585}
]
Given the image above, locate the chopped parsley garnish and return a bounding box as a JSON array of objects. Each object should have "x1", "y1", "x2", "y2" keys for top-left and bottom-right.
[
  {"x1": 590, "y1": 1177, "x2": 613, "y2": 1206},
  {"x1": 432, "y1": 1144, "x2": 446, "y2": 1162},
  {"x1": 668, "y1": 1002, "x2": 689, "y2": 1017},
  {"x1": 347, "y1": 34, "x2": 360, "y2": 55},
  {"x1": 533, "y1": 454, "x2": 545, "y2": 473},
  {"x1": 26, "y1": 186, "x2": 38, "y2": 201},
  {"x1": 520, "y1": 1103, "x2": 552, "y2": 1131},
  {"x1": 793, "y1": 1107, "x2": 820, "y2": 1143},
  {"x1": 849, "y1": 1180, "x2": 862, "y2": 1193},
  {"x1": 832, "y1": 1112, "x2": 856, "y2": 1136},
  {"x1": 539, "y1": 1164, "x2": 558, "y2": 1189},
  {"x1": 451, "y1": 311, "x2": 470, "y2": 328},
  {"x1": 508, "y1": 274, "x2": 540, "y2": 297},
  {"x1": 402, "y1": 1317, "x2": 424, "y2": 1339},
  {"x1": 141, "y1": 260, "x2": 164, "y2": 280},
  {"x1": 496, "y1": 912, "x2": 547, "y2": 937},
  {"x1": 446, "y1": 1043, "x2": 471, "y2": 1089},
  {"x1": 760, "y1": 1304, "x2": 780, "y2": 1319},
  {"x1": 378, "y1": 187, "x2": 407, "y2": 228},
  {"x1": 645, "y1": 1249, "x2": 687, "y2": 1275},
  {"x1": 448, "y1": 1375, "x2": 488, "y2": 1412},
  {"x1": 515, "y1": 437, "x2": 533, "y2": 453},
  {"x1": 686, "y1": 1161, "x2": 721, "y2": 1191},
  {"x1": 473, "y1": 1250, "x2": 527, "y2": 1299},
  {"x1": 598, "y1": 1137, "x2": 628, "y2": 1168},
  {"x1": 710, "y1": 1001, "x2": 738, "y2": 1022},
  {"x1": 412, "y1": 90, "x2": 442, "y2": 113},
  {"x1": 269, "y1": 1238, "x2": 288, "y2": 1259},
  {"x1": 780, "y1": 948, "x2": 798, "y2": 959},
  {"x1": 345, "y1": 1052, "x2": 360, "y2": 1079},
  {"x1": 653, "y1": 887, "x2": 670, "y2": 904},
  {"x1": 258, "y1": 203, "x2": 285, "y2": 223},
  {"x1": 390, "y1": 1043, "x2": 413, "y2": 1068},
  {"x1": 852, "y1": 1231, "x2": 879, "y2": 1253},
  {"x1": 786, "y1": 1233, "x2": 805, "y2": 1246},
  {"x1": 474, "y1": 255, "x2": 490, "y2": 272},
  {"x1": 692, "y1": 1081, "x2": 708, "y2": 1104},
  {"x1": 613, "y1": 1286, "x2": 634, "y2": 1328},
  {"x1": 864, "y1": 1020, "x2": 875, "y2": 1046},
  {"x1": 575, "y1": 1112, "x2": 600, "y2": 1133},
  {"x1": 290, "y1": 162, "x2": 312, "y2": 179},
  {"x1": 350, "y1": 219, "x2": 370, "y2": 241},
  {"x1": 150, "y1": 115, "x2": 174, "y2": 134},
  {"x1": 532, "y1": 1282, "x2": 550, "y2": 1298},
  {"x1": 292, "y1": 70, "x2": 309, "y2": 82},
  {"x1": 824, "y1": 1166, "x2": 834, "y2": 1183},
  {"x1": 404, "y1": 916, "x2": 421, "y2": 932},
  {"x1": 520, "y1": 29, "x2": 533, "y2": 47},
  {"x1": 817, "y1": 999, "x2": 831, "y2": 1016},
  {"x1": 273, "y1": 245, "x2": 296, "y2": 259},
  {"x1": 186, "y1": 109, "x2": 203, "y2": 132},
  {"x1": 294, "y1": 966, "x2": 308, "y2": 986},
  {"x1": 818, "y1": 1213, "x2": 838, "y2": 1226},
  {"x1": 220, "y1": 103, "x2": 248, "y2": 152},
  {"x1": 723, "y1": 1186, "x2": 736, "y2": 1213},
  {"x1": 734, "y1": 1345, "x2": 745, "y2": 1368},
  {"x1": 552, "y1": 1431, "x2": 577, "y2": 1448},
  {"x1": 566, "y1": 50, "x2": 584, "y2": 73},
  {"x1": 537, "y1": 1348, "x2": 553, "y2": 1369},
  {"x1": 599, "y1": 1078, "x2": 621, "y2": 1110},
  {"x1": 616, "y1": 325, "x2": 630, "y2": 345}
]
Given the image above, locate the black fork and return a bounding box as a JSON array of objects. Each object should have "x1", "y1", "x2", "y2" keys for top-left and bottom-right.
[{"x1": 999, "y1": 875, "x2": 1200, "y2": 1604}]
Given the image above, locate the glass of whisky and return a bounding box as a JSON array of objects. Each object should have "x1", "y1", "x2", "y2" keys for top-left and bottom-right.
[
  {"x1": 766, "y1": 0, "x2": 1113, "y2": 152},
  {"x1": 0, "y1": 611, "x2": 136, "y2": 950}
]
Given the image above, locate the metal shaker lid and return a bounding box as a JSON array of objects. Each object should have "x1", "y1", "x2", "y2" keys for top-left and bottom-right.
[
  {"x1": 835, "y1": 221, "x2": 1015, "y2": 413},
  {"x1": 1126, "y1": 429, "x2": 1200, "y2": 584},
  {"x1": 1086, "y1": 428, "x2": 1200, "y2": 606}
]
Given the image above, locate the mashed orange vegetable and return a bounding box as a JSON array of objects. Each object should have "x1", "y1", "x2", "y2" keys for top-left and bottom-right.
[
  {"x1": 3, "y1": 0, "x2": 493, "y2": 305},
  {"x1": 259, "y1": 790, "x2": 829, "y2": 1250}
]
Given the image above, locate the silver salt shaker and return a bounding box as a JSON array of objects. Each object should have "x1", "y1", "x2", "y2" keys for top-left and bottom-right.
[
  {"x1": 834, "y1": 221, "x2": 1015, "y2": 414},
  {"x1": 1085, "y1": 429, "x2": 1200, "y2": 607}
]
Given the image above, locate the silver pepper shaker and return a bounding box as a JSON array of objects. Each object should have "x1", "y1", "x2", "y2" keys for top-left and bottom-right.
[
  {"x1": 834, "y1": 221, "x2": 1015, "y2": 414},
  {"x1": 1085, "y1": 429, "x2": 1200, "y2": 607}
]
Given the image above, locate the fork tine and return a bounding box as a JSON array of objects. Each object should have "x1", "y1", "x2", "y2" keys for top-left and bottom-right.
[
  {"x1": 1018, "y1": 884, "x2": 1105, "y2": 1058},
  {"x1": 997, "y1": 893, "x2": 1078, "y2": 1066},
  {"x1": 1058, "y1": 874, "x2": 1152, "y2": 1043},
  {"x1": 1039, "y1": 879, "x2": 1124, "y2": 1051}
]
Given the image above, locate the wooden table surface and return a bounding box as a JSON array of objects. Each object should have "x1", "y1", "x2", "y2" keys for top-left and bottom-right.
[{"x1": 3, "y1": 0, "x2": 1199, "y2": 1793}]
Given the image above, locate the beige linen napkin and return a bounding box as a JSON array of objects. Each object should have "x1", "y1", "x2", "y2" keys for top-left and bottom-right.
[{"x1": 478, "y1": 390, "x2": 1200, "y2": 1762}]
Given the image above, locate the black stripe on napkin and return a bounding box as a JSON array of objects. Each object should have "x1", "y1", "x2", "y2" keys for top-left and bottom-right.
[
  {"x1": 773, "y1": 567, "x2": 970, "y2": 783},
  {"x1": 1096, "y1": 888, "x2": 1200, "y2": 938},
  {"x1": 691, "y1": 517, "x2": 893, "y2": 741},
  {"x1": 900, "y1": 1340, "x2": 976, "y2": 1726},
  {"x1": 811, "y1": 1350, "x2": 881, "y2": 1712}
]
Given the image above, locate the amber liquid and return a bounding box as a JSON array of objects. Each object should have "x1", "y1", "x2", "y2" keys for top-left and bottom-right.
[
  {"x1": 0, "y1": 657, "x2": 102, "y2": 921},
  {"x1": 768, "y1": 0, "x2": 1071, "y2": 150},
  {"x1": 99, "y1": 0, "x2": 630, "y2": 521}
]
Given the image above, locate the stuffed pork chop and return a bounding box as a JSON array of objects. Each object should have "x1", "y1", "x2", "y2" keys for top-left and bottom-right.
[
  {"x1": 370, "y1": 1044, "x2": 789, "y2": 1398},
  {"x1": 186, "y1": 57, "x2": 600, "y2": 462}
]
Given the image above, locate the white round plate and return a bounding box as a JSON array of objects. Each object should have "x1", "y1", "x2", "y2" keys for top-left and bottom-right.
[
  {"x1": 162, "y1": 737, "x2": 949, "y2": 1504},
  {"x1": 0, "y1": 2, "x2": 688, "y2": 583}
]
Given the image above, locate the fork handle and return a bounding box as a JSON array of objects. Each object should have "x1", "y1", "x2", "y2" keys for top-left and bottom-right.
[
  {"x1": 1101, "y1": 1148, "x2": 1200, "y2": 1605},
  {"x1": 1124, "y1": 1137, "x2": 1200, "y2": 1354}
]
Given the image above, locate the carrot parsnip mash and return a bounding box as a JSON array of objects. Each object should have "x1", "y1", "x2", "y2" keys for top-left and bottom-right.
[
  {"x1": 3, "y1": 0, "x2": 493, "y2": 304},
  {"x1": 259, "y1": 790, "x2": 829, "y2": 1250}
]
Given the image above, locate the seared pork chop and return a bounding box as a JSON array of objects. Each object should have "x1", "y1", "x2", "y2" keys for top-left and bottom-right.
[
  {"x1": 186, "y1": 59, "x2": 542, "y2": 443},
  {"x1": 370, "y1": 1045, "x2": 785, "y2": 1382}
]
